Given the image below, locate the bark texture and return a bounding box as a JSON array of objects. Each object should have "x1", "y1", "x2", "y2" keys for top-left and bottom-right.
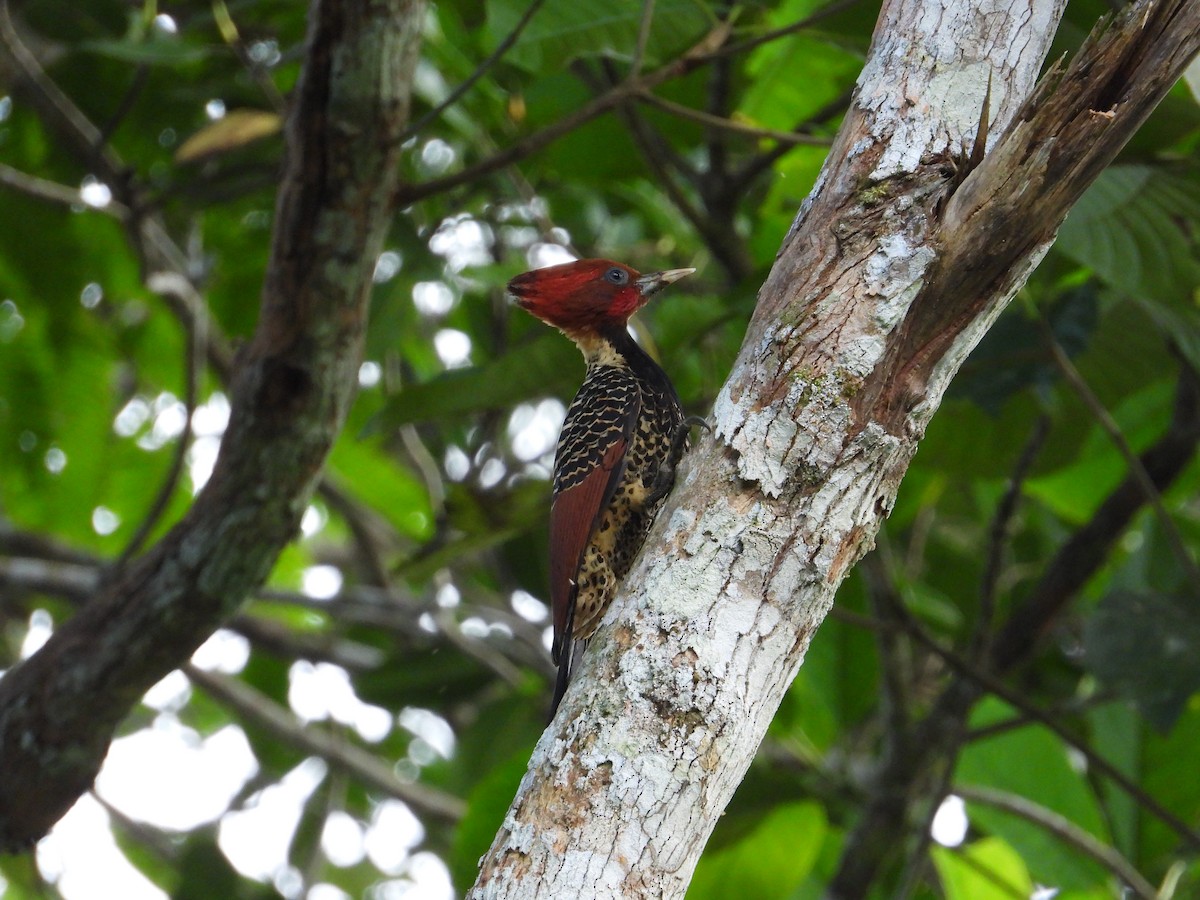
[
  {"x1": 469, "y1": 1, "x2": 1200, "y2": 897},
  {"x1": 0, "y1": 0, "x2": 425, "y2": 849}
]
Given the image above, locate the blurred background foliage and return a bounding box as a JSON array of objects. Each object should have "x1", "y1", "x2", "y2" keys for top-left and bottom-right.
[{"x1": 1, "y1": 0, "x2": 1199, "y2": 897}]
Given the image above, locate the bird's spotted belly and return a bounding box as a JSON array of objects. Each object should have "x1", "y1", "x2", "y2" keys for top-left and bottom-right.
[{"x1": 571, "y1": 461, "x2": 663, "y2": 640}]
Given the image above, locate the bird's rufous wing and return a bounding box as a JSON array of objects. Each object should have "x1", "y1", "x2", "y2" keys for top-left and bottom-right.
[{"x1": 549, "y1": 366, "x2": 641, "y2": 663}]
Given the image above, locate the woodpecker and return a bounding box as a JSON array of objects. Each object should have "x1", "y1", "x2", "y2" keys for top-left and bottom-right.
[{"x1": 509, "y1": 258, "x2": 698, "y2": 716}]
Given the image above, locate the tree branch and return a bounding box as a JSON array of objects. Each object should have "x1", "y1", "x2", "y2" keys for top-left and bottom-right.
[
  {"x1": 991, "y1": 357, "x2": 1200, "y2": 672},
  {"x1": 183, "y1": 665, "x2": 465, "y2": 823},
  {"x1": 399, "y1": 0, "x2": 549, "y2": 142},
  {"x1": 0, "y1": 0, "x2": 426, "y2": 850},
  {"x1": 954, "y1": 784, "x2": 1158, "y2": 899},
  {"x1": 116, "y1": 274, "x2": 202, "y2": 565},
  {"x1": 637, "y1": 89, "x2": 832, "y2": 147},
  {"x1": 1040, "y1": 317, "x2": 1200, "y2": 589}
]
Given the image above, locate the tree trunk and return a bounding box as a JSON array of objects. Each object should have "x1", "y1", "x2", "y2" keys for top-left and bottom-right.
[
  {"x1": 0, "y1": 0, "x2": 425, "y2": 850},
  {"x1": 469, "y1": 0, "x2": 1200, "y2": 896}
]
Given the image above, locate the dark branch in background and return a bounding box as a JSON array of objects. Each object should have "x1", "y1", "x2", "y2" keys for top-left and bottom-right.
[
  {"x1": 703, "y1": 2, "x2": 734, "y2": 191},
  {"x1": 829, "y1": 359, "x2": 1200, "y2": 897},
  {"x1": 861, "y1": 553, "x2": 912, "y2": 750},
  {"x1": 0, "y1": 0, "x2": 426, "y2": 850}
]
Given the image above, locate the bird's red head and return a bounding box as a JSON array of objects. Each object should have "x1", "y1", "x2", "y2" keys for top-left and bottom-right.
[{"x1": 508, "y1": 259, "x2": 694, "y2": 339}]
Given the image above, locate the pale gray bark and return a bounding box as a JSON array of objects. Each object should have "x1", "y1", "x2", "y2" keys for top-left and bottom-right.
[{"x1": 469, "y1": 0, "x2": 1200, "y2": 897}]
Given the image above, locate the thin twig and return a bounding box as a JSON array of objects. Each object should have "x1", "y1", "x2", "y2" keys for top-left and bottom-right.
[
  {"x1": 211, "y1": 0, "x2": 287, "y2": 114},
  {"x1": 184, "y1": 664, "x2": 467, "y2": 822},
  {"x1": 399, "y1": 423, "x2": 447, "y2": 514},
  {"x1": 730, "y1": 87, "x2": 853, "y2": 191},
  {"x1": 0, "y1": 162, "x2": 131, "y2": 218},
  {"x1": 400, "y1": 0, "x2": 549, "y2": 141},
  {"x1": 974, "y1": 415, "x2": 1049, "y2": 657},
  {"x1": 1039, "y1": 315, "x2": 1200, "y2": 590},
  {"x1": 638, "y1": 89, "x2": 832, "y2": 145},
  {"x1": 116, "y1": 274, "x2": 202, "y2": 565},
  {"x1": 97, "y1": 64, "x2": 150, "y2": 149},
  {"x1": 897, "y1": 607, "x2": 1200, "y2": 854},
  {"x1": 631, "y1": 0, "x2": 656, "y2": 78},
  {"x1": 955, "y1": 784, "x2": 1158, "y2": 900},
  {"x1": 708, "y1": 0, "x2": 862, "y2": 62},
  {"x1": 394, "y1": 20, "x2": 737, "y2": 205}
]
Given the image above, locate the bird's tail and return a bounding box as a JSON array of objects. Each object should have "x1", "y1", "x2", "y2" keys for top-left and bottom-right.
[{"x1": 549, "y1": 637, "x2": 588, "y2": 722}]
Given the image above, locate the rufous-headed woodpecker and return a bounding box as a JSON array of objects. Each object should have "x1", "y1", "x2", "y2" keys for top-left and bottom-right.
[{"x1": 509, "y1": 258, "x2": 699, "y2": 716}]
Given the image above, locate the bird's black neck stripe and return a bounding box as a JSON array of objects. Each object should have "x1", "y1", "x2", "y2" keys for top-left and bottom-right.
[{"x1": 595, "y1": 323, "x2": 675, "y2": 396}]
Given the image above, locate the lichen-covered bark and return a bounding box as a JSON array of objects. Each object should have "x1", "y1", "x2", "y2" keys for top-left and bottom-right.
[
  {"x1": 0, "y1": 0, "x2": 425, "y2": 849},
  {"x1": 470, "y1": 1, "x2": 1200, "y2": 897}
]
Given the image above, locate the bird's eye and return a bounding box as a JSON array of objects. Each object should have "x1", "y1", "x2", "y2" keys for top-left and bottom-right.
[{"x1": 605, "y1": 267, "x2": 629, "y2": 285}]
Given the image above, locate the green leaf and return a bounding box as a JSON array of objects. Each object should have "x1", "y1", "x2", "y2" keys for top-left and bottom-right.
[
  {"x1": 932, "y1": 837, "x2": 1034, "y2": 900},
  {"x1": 1084, "y1": 591, "x2": 1200, "y2": 730},
  {"x1": 956, "y1": 697, "x2": 1109, "y2": 890},
  {"x1": 485, "y1": 0, "x2": 711, "y2": 72},
  {"x1": 1056, "y1": 165, "x2": 1200, "y2": 303},
  {"x1": 1132, "y1": 295, "x2": 1200, "y2": 375},
  {"x1": 367, "y1": 334, "x2": 580, "y2": 430},
  {"x1": 952, "y1": 285, "x2": 1099, "y2": 414},
  {"x1": 1024, "y1": 380, "x2": 1175, "y2": 524},
  {"x1": 82, "y1": 37, "x2": 214, "y2": 65},
  {"x1": 328, "y1": 436, "x2": 433, "y2": 539},
  {"x1": 1140, "y1": 702, "x2": 1200, "y2": 866},
  {"x1": 741, "y1": 34, "x2": 861, "y2": 132},
  {"x1": 1087, "y1": 702, "x2": 1140, "y2": 859},
  {"x1": 687, "y1": 802, "x2": 827, "y2": 900}
]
